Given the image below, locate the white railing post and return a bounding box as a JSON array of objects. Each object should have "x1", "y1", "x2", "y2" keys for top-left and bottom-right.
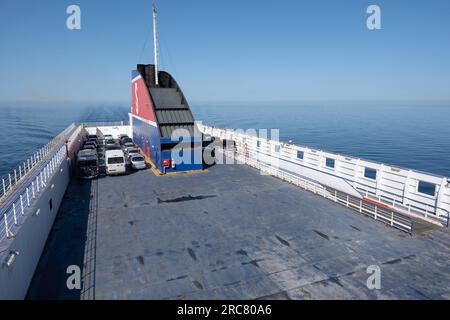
[
  {"x1": 391, "y1": 212, "x2": 394, "y2": 226},
  {"x1": 374, "y1": 206, "x2": 378, "y2": 220},
  {"x1": 8, "y1": 174, "x2": 12, "y2": 190},
  {"x1": 36, "y1": 176, "x2": 40, "y2": 193},
  {"x1": 4, "y1": 214, "x2": 11, "y2": 238},
  {"x1": 359, "y1": 200, "x2": 362, "y2": 213},
  {"x1": 13, "y1": 204, "x2": 18, "y2": 225},
  {"x1": 26, "y1": 187, "x2": 30, "y2": 206},
  {"x1": 32, "y1": 181, "x2": 35, "y2": 198},
  {"x1": 14, "y1": 170, "x2": 17, "y2": 185},
  {"x1": 20, "y1": 195, "x2": 24, "y2": 215},
  {"x1": 27, "y1": 159, "x2": 31, "y2": 171},
  {"x1": 334, "y1": 190, "x2": 337, "y2": 202},
  {"x1": 2, "y1": 178, "x2": 6, "y2": 196},
  {"x1": 346, "y1": 195, "x2": 349, "y2": 207}
]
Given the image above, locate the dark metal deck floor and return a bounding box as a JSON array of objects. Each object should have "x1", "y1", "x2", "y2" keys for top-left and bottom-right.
[{"x1": 27, "y1": 163, "x2": 450, "y2": 300}]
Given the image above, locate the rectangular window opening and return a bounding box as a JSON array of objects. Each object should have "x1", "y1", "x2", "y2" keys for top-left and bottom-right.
[
  {"x1": 364, "y1": 168, "x2": 377, "y2": 180},
  {"x1": 418, "y1": 181, "x2": 436, "y2": 197},
  {"x1": 326, "y1": 158, "x2": 335, "y2": 169}
]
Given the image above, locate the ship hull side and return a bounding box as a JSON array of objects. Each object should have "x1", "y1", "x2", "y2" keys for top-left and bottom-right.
[{"x1": 0, "y1": 159, "x2": 70, "y2": 299}]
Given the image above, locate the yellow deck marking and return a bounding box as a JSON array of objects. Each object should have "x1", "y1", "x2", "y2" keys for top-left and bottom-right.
[{"x1": 141, "y1": 152, "x2": 208, "y2": 176}]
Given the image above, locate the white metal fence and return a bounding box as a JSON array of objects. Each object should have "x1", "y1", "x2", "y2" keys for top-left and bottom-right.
[
  {"x1": 80, "y1": 121, "x2": 128, "y2": 127},
  {"x1": 198, "y1": 123, "x2": 450, "y2": 232},
  {"x1": 229, "y1": 149, "x2": 414, "y2": 234},
  {"x1": 0, "y1": 124, "x2": 76, "y2": 251},
  {"x1": 0, "y1": 124, "x2": 75, "y2": 203}
]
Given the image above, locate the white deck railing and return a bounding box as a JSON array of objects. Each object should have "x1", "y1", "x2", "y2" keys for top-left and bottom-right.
[
  {"x1": 0, "y1": 124, "x2": 77, "y2": 251},
  {"x1": 80, "y1": 121, "x2": 128, "y2": 127},
  {"x1": 0, "y1": 124, "x2": 75, "y2": 203},
  {"x1": 226, "y1": 149, "x2": 414, "y2": 233},
  {"x1": 199, "y1": 124, "x2": 450, "y2": 229}
]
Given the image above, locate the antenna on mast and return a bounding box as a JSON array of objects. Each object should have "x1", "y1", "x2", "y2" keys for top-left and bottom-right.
[{"x1": 152, "y1": 1, "x2": 159, "y2": 86}]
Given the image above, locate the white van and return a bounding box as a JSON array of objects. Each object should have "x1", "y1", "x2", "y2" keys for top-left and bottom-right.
[{"x1": 105, "y1": 150, "x2": 126, "y2": 175}]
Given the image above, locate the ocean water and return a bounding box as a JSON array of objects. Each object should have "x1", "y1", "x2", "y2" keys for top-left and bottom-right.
[
  {"x1": 0, "y1": 102, "x2": 449, "y2": 179},
  {"x1": 0, "y1": 103, "x2": 129, "y2": 179}
]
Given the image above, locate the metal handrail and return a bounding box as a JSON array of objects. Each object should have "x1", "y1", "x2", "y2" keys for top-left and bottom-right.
[
  {"x1": 80, "y1": 121, "x2": 129, "y2": 127},
  {"x1": 0, "y1": 124, "x2": 77, "y2": 251},
  {"x1": 363, "y1": 191, "x2": 450, "y2": 228},
  {"x1": 200, "y1": 124, "x2": 448, "y2": 229},
  {"x1": 0, "y1": 124, "x2": 75, "y2": 203},
  {"x1": 228, "y1": 149, "x2": 414, "y2": 234}
]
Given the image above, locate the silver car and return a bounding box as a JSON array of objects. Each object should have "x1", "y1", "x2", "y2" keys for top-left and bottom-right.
[
  {"x1": 130, "y1": 154, "x2": 147, "y2": 170},
  {"x1": 125, "y1": 147, "x2": 140, "y2": 159}
]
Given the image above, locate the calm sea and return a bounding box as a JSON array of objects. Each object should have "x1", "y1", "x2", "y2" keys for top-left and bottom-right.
[{"x1": 0, "y1": 102, "x2": 449, "y2": 179}]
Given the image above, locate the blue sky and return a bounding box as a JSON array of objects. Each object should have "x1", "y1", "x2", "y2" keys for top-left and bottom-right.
[{"x1": 0, "y1": 0, "x2": 449, "y2": 103}]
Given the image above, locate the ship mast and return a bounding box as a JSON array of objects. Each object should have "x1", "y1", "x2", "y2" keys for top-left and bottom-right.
[{"x1": 152, "y1": 1, "x2": 159, "y2": 86}]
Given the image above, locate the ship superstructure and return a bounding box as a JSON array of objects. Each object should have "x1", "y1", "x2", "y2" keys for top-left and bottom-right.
[
  {"x1": 129, "y1": 4, "x2": 203, "y2": 174},
  {"x1": 130, "y1": 65, "x2": 203, "y2": 174}
]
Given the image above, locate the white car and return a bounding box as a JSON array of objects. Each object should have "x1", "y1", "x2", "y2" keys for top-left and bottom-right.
[
  {"x1": 105, "y1": 150, "x2": 126, "y2": 175},
  {"x1": 130, "y1": 154, "x2": 147, "y2": 170}
]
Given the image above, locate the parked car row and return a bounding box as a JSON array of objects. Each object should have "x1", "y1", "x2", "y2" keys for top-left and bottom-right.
[{"x1": 77, "y1": 133, "x2": 147, "y2": 179}]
